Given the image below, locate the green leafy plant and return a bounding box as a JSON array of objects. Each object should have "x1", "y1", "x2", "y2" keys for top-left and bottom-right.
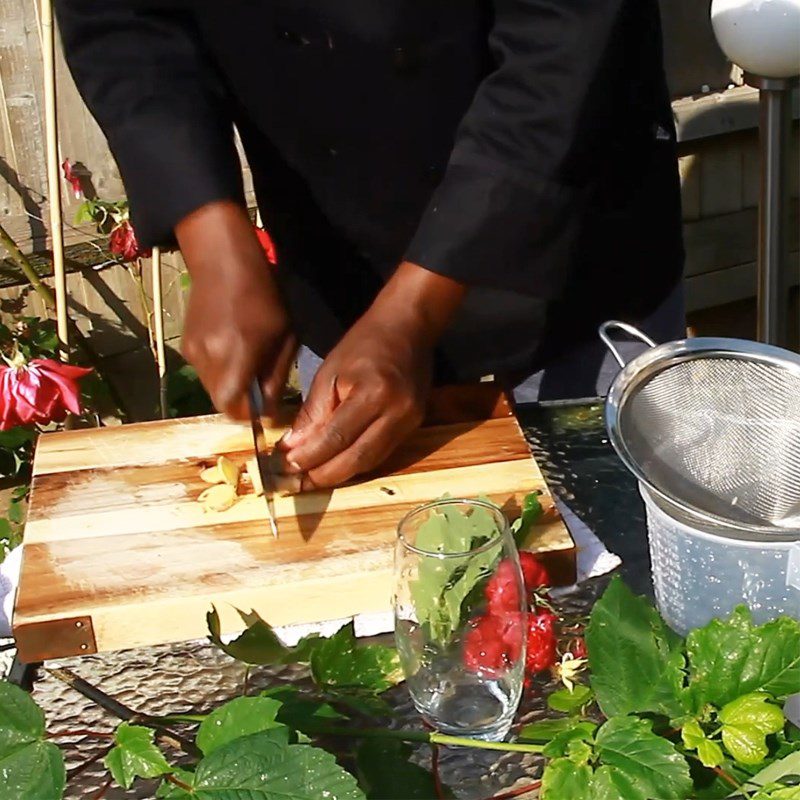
[{"x1": 3, "y1": 574, "x2": 798, "y2": 799}]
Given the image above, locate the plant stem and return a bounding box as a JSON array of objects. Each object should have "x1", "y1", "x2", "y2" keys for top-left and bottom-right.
[
  {"x1": 479, "y1": 782, "x2": 541, "y2": 800},
  {"x1": 90, "y1": 776, "x2": 112, "y2": 800},
  {"x1": 47, "y1": 729, "x2": 114, "y2": 739},
  {"x1": 711, "y1": 765, "x2": 741, "y2": 790},
  {"x1": 166, "y1": 773, "x2": 194, "y2": 792},
  {"x1": 0, "y1": 220, "x2": 56, "y2": 307},
  {"x1": 45, "y1": 666, "x2": 201, "y2": 759},
  {"x1": 303, "y1": 723, "x2": 545, "y2": 754},
  {"x1": 431, "y1": 742, "x2": 446, "y2": 800},
  {"x1": 150, "y1": 713, "x2": 206, "y2": 725}
]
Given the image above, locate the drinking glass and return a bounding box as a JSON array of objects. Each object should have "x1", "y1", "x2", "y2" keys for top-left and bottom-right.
[{"x1": 393, "y1": 498, "x2": 526, "y2": 741}]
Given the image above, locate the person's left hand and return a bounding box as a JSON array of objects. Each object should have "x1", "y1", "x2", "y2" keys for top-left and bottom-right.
[
  {"x1": 277, "y1": 310, "x2": 431, "y2": 489},
  {"x1": 278, "y1": 262, "x2": 465, "y2": 488}
]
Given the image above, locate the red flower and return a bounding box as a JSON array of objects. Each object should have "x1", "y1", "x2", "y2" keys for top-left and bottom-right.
[
  {"x1": 61, "y1": 159, "x2": 83, "y2": 199},
  {"x1": 109, "y1": 220, "x2": 150, "y2": 262},
  {"x1": 0, "y1": 358, "x2": 92, "y2": 430},
  {"x1": 525, "y1": 610, "x2": 558, "y2": 675},
  {"x1": 254, "y1": 226, "x2": 278, "y2": 265},
  {"x1": 463, "y1": 613, "x2": 524, "y2": 675},
  {"x1": 486, "y1": 553, "x2": 551, "y2": 615}
]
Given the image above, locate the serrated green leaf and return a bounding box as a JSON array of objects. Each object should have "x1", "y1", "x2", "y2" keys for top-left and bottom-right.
[
  {"x1": 682, "y1": 719, "x2": 725, "y2": 768},
  {"x1": 585, "y1": 576, "x2": 686, "y2": 719},
  {"x1": 0, "y1": 682, "x2": 65, "y2": 800},
  {"x1": 207, "y1": 607, "x2": 292, "y2": 666},
  {"x1": 718, "y1": 694, "x2": 786, "y2": 766},
  {"x1": 519, "y1": 717, "x2": 590, "y2": 744},
  {"x1": 196, "y1": 697, "x2": 287, "y2": 756},
  {"x1": 687, "y1": 609, "x2": 800, "y2": 712},
  {"x1": 192, "y1": 733, "x2": 365, "y2": 799},
  {"x1": 356, "y1": 739, "x2": 454, "y2": 799},
  {"x1": 261, "y1": 688, "x2": 346, "y2": 735},
  {"x1": 593, "y1": 716, "x2": 693, "y2": 800},
  {"x1": 310, "y1": 623, "x2": 402, "y2": 694},
  {"x1": 541, "y1": 758, "x2": 592, "y2": 800},
  {"x1": 104, "y1": 723, "x2": 172, "y2": 789},
  {"x1": 543, "y1": 721, "x2": 597, "y2": 760},
  {"x1": 740, "y1": 751, "x2": 800, "y2": 796},
  {"x1": 752, "y1": 785, "x2": 800, "y2": 800},
  {"x1": 547, "y1": 684, "x2": 594, "y2": 714}
]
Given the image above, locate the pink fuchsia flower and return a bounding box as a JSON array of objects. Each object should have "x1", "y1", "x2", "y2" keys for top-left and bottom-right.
[
  {"x1": 109, "y1": 220, "x2": 150, "y2": 262},
  {"x1": 254, "y1": 226, "x2": 278, "y2": 265},
  {"x1": 0, "y1": 356, "x2": 92, "y2": 430},
  {"x1": 61, "y1": 159, "x2": 83, "y2": 199}
]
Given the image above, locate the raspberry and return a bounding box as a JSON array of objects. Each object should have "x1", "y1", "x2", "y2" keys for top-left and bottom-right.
[
  {"x1": 526, "y1": 610, "x2": 558, "y2": 675},
  {"x1": 463, "y1": 613, "x2": 524, "y2": 675},
  {"x1": 485, "y1": 553, "x2": 551, "y2": 615}
]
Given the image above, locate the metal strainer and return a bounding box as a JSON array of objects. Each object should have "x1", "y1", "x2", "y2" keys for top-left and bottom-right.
[{"x1": 600, "y1": 321, "x2": 800, "y2": 538}]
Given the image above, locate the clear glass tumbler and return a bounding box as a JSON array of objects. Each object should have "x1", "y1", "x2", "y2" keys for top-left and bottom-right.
[{"x1": 393, "y1": 499, "x2": 526, "y2": 741}]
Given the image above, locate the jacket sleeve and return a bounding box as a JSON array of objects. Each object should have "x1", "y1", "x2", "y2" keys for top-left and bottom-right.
[
  {"x1": 55, "y1": 2, "x2": 244, "y2": 249},
  {"x1": 404, "y1": 0, "x2": 627, "y2": 297}
]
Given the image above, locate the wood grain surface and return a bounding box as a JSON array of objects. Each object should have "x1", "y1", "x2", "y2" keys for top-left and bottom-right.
[{"x1": 13, "y1": 387, "x2": 575, "y2": 661}]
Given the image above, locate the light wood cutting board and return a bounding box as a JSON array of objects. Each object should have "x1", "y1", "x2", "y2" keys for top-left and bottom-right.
[{"x1": 13, "y1": 386, "x2": 575, "y2": 662}]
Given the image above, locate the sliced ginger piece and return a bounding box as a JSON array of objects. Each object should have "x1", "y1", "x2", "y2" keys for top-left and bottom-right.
[
  {"x1": 245, "y1": 457, "x2": 264, "y2": 496},
  {"x1": 198, "y1": 483, "x2": 238, "y2": 512},
  {"x1": 200, "y1": 465, "x2": 224, "y2": 484},
  {"x1": 217, "y1": 455, "x2": 240, "y2": 488}
]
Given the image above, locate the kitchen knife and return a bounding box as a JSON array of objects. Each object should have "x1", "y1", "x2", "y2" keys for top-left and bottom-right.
[{"x1": 247, "y1": 379, "x2": 279, "y2": 538}]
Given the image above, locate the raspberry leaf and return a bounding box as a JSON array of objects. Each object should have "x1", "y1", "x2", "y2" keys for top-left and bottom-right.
[
  {"x1": 585, "y1": 577, "x2": 686, "y2": 719},
  {"x1": 718, "y1": 694, "x2": 786, "y2": 765}
]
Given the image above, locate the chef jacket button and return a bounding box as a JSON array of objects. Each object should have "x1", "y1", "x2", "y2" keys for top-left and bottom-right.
[{"x1": 393, "y1": 45, "x2": 421, "y2": 75}]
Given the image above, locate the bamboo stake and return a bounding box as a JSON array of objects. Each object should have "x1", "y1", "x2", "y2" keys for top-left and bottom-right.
[
  {"x1": 40, "y1": 0, "x2": 69, "y2": 358},
  {"x1": 151, "y1": 247, "x2": 168, "y2": 418}
]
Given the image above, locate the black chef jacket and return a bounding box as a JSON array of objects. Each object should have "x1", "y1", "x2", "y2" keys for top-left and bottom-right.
[{"x1": 55, "y1": 0, "x2": 684, "y2": 383}]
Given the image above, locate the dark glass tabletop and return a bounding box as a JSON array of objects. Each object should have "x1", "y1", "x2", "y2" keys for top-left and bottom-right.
[{"x1": 12, "y1": 401, "x2": 653, "y2": 799}]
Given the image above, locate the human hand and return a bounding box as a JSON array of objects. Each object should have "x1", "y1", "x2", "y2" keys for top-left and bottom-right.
[
  {"x1": 279, "y1": 262, "x2": 466, "y2": 488},
  {"x1": 176, "y1": 201, "x2": 296, "y2": 419}
]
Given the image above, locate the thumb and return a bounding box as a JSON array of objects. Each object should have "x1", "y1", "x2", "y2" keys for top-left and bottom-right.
[{"x1": 280, "y1": 370, "x2": 338, "y2": 450}]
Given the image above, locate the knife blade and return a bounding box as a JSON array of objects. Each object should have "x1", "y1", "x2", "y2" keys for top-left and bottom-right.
[{"x1": 247, "y1": 379, "x2": 279, "y2": 538}]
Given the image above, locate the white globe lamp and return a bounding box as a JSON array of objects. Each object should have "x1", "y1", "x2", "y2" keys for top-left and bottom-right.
[{"x1": 711, "y1": 0, "x2": 800, "y2": 346}]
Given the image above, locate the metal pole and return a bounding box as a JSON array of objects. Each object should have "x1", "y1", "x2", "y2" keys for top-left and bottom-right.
[
  {"x1": 151, "y1": 247, "x2": 168, "y2": 419},
  {"x1": 41, "y1": 0, "x2": 69, "y2": 358},
  {"x1": 746, "y1": 74, "x2": 797, "y2": 347}
]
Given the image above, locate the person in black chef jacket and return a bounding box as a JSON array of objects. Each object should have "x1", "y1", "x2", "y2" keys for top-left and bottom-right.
[{"x1": 55, "y1": 0, "x2": 685, "y2": 489}]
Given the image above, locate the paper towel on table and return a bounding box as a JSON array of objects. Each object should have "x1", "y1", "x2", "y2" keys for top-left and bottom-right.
[
  {"x1": 0, "y1": 546, "x2": 22, "y2": 639},
  {"x1": 274, "y1": 498, "x2": 621, "y2": 645}
]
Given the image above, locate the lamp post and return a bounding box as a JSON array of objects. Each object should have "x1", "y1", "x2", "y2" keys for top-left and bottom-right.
[{"x1": 711, "y1": 0, "x2": 800, "y2": 347}]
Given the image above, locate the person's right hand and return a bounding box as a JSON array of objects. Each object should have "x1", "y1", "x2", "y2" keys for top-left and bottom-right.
[{"x1": 176, "y1": 200, "x2": 296, "y2": 420}]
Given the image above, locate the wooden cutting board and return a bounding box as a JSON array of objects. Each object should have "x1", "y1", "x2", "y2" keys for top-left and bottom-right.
[{"x1": 13, "y1": 386, "x2": 575, "y2": 662}]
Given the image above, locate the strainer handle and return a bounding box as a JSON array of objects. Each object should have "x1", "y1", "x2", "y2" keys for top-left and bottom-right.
[{"x1": 598, "y1": 321, "x2": 657, "y2": 368}]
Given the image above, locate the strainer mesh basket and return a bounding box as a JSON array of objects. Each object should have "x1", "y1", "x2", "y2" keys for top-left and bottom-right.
[{"x1": 604, "y1": 325, "x2": 800, "y2": 534}]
